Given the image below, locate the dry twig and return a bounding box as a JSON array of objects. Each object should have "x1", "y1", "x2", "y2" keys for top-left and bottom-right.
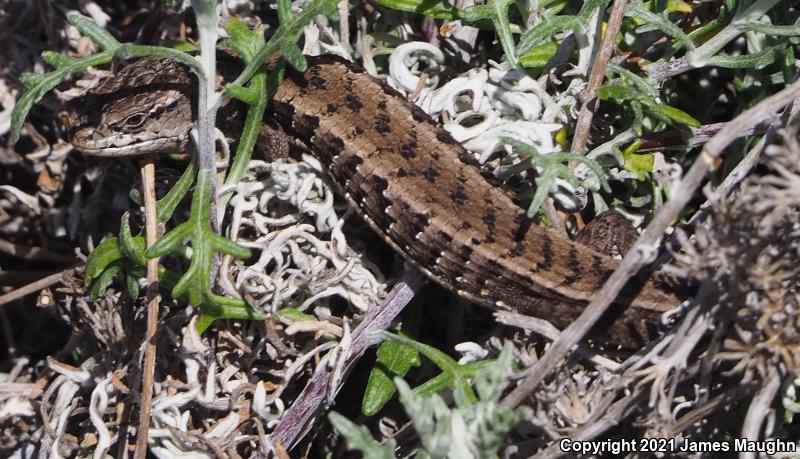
[
  {"x1": 569, "y1": 0, "x2": 628, "y2": 155},
  {"x1": 272, "y1": 269, "x2": 425, "y2": 451},
  {"x1": 134, "y1": 158, "x2": 161, "y2": 458},
  {"x1": 0, "y1": 265, "x2": 80, "y2": 307}
]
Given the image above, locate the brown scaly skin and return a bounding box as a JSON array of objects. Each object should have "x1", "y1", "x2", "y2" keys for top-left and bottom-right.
[
  {"x1": 270, "y1": 56, "x2": 685, "y2": 346},
  {"x1": 67, "y1": 55, "x2": 686, "y2": 346}
]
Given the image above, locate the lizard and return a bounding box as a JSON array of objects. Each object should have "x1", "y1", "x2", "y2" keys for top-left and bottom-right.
[{"x1": 67, "y1": 54, "x2": 686, "y2": 347}]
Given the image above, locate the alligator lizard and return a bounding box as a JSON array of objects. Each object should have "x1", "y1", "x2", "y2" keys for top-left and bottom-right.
[{"x1": 67, "y1": 55, "x2": 684, "y2": 346}]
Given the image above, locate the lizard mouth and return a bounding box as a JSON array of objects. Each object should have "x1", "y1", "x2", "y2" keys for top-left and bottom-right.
[{"x1": 70, "y1": 127, "x2": 190, "y2": 157}]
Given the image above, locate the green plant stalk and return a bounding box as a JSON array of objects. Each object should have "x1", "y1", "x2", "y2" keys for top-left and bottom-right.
[
  {"x1": 461, "y1": 0, "x2": 518, "y2": 67},
  {"x1": 190, "y1": 0, "x2": 220, "y2": 176},
  {"x1": 376, "y1": 331, "x2": 478, "y2": 404},
  {"x1": 691, "y1": 0, "x2": 783, "y2": 63},
  {"x1": 10, "y1": 50, "x2": 112, "y2": 143},
  {"x1": 412, "y1": 359, "x2": 497, "y2": 398},
  {"x1": 157, "y1": 158, "x2": 197, "y2": 222},
  {"x1": 147, "y1": 169, "x2": 251, "y2": 304},
  {"x1": 228, "y1": 0, "x2": 338, "y2": 90},
  {"x1": 142, "y1": 3, "x2": 333, "y2": 322},
  {"x1": 114, "y1": 44, "x2": 205, "y2": 75},
  {"x1": 218, "y1": 69, "x2": 269, "y2": 218},
  {"x1": 662, "y1": 15, "x2": 726, "y2": 60},
  {"x1": 649, "y1": 0, "x2": 784, "y2": 81},
  {"x1": 10, "y1": 12, "x2": 264, "y2": 316}
]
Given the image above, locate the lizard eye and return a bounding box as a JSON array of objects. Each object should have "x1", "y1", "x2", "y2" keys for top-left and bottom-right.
[{"x1": 122, "y1": 114, "x2": 146, "y2": 131}]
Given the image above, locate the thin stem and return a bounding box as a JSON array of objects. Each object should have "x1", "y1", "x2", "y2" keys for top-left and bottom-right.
[
  {"x1": 647, "y1": 0, "x2": 783, "y2": 82},
  {"x1": 133, "y1": 157, "x2": 161, "y2": 458},
  {"x1": 0, "y1": 265, "x2": 80, "y2": 307},
  {"x1": 685, "y1": 102, "x2": 798, "y2": 231},
  {"x1": 191, "y1": 0, "x2": 221, "y2": 228},
  {"x1": 570, "y1": 0, "x2": 628, "y2": 155}
]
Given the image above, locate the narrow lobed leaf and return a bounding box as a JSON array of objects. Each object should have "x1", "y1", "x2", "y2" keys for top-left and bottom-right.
[{"x1": 67, "y1": 13, "x2": 121, "y2": 51}]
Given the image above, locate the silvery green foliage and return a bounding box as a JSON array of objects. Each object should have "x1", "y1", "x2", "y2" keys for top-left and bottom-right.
[
  {"x1": 327, "y1": 412, "x2": 397, "y2": 459},
  {"x1": 398, "y1": 343, "x2": 531, "y2": 458},
  {"x1": 332, "y1": 343, "x2": 530, "y2": 458}
]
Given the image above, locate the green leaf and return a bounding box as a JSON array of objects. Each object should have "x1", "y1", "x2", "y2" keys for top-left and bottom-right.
[
  {"x1": 739, "y1": 21, "x2": 800, "y2": 37},
  {"x1": 41, "y1": 51, "x2": 79, "y2": 68},
  {"x1": 276, "y1": 307, "x2": 316, "y2": 322},
  {"x1": 225, "y1": 83, "x2": 260, "y2": 104},
  {"x1": 156, "y1": 158, "x2": 197, "y2": 222},
  {"x1": 375, "y1": 331, "x2": 476, "y2": 404},
  {"x1": 282, "y1": 46, "x2": 309, "y2": 73},
  {"x1": 462, "y1": 0, "x2": 517, "y2": 66},
  {"x1": 148, "y1": 170, "x2": 251, "y2": 309},
  {"x1": 576, "y1": 0, "x2": 608, "y2": 19},
  {"x1": 171, "y1": 256, "x2": 202, "y2": 304},
  {"x1": 656, "y1": 104, "x2": 701, "y2": 128},
  {"x1": 389, "y1": 343, "x2": 530, "y2": 458},
  {"x1": 597, "y1": 83, "x2": 643, "y2": 101},
  {"x1": 10, "y1": 51, "x2": 112, "y2": 143},
  {"x1": 85, "y1": 237, "x2": 125, "y2": 282},
  {"x1": 276, "y1": 0, "x2": 293, "y2": 23},
  {"x1": 167, "y1": 41, "x2": 199, "y2": 53},
  {"x1": 625, "y1": 1, "x2": 695, "y2": 51},
  {"x1": 517, "y1": 15, "x2": 581, "y2": 57},
  {"x1": 622, "y1": 141, "x2": 655, "y2": 178},
  {"x1": 119, "y1": 214, "x2": 147, "y2": 267},
  {"x1": 225, "y1": 17, "x2": 265, "y2": 62},
  {"x1": 210, "y1": 233, "x2": 251, "y2": 259},
  {"x1": 145, "y1": 222, "x2": 192, "y2": 258},
  {"x1": 19, "y1": 72, "x2": 43, "y2": 88},
  {"x1": 89, "y1": 262, "x2": 122, "y2": 298},
  {"x1": 500, "y1": 137, "x2": 610, "y2": 216},
  {"x1": 229, "y1": 0, "x2": 340, "y2": 88},
  {"x1": 412, "y1": 359, "x2": 496, "y2": 398},
  {"x1": 598, "y1": 84, "x2": 700, "y2": 128},
  {"x1": 112, "y1": 44, "x2": 203, "y2": 75},
  {"x1": 607, "y1": 63, "x2": 660, "y2": 98},
  {"x1": 528, "y1": 166, "x2": 558, "y2": 217},
  {"x1": 196, "y1": 298, "x2": 265, "y2": 326},
  {"x1": 219, "y1": 19, "x2": 273, "y2": 215},
  {"x1": 706, "y1": 44, "x2": 786, "y2": 69},
  {"x1": 126, "y1": 272, "x2": 141, "y2": 299},
  {"x1": 666, "y1": 0, "x2": 693, "y2": 13},
  {"x1": 372, "y1": 0, "x2": 462, "y2": 20},
  {"x1": 67, "y1": 12, "x2": 121, "y2": 51},
  {"x1": 519, "y1": 42, "x2": 558, "y2": 70},
  {"x1": 362, "y1": 337, "x2": 421, "y2": 416},
  {"x1": 195, "y1": 313, "x2": 217, "y2": 334}
]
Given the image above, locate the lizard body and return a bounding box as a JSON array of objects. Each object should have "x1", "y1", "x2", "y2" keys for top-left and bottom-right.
[{"x1": 68, "y1": 55, "x2": 684, "y2": 346}]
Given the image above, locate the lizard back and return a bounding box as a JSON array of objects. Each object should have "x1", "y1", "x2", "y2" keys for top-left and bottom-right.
[{"x1": 269, "y1": 56, "x2": 683, "y2": 346}]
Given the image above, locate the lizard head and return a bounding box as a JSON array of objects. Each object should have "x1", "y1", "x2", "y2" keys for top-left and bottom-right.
[{"x1": 67, "y1": 56, "x2": 196, "y2": 156}]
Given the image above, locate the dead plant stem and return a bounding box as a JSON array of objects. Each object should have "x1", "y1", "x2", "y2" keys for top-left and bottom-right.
[
  {"x1": 570, "y1": 0, "x2": 628, "y2": 156},
  {"x1": 134, "y1": 157, "x2": 161, "y2": 458}
]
